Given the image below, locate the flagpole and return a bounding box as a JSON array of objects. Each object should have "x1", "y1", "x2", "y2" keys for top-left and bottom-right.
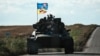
[
  {"x1": 37, "y1": 3, "x2": 38, "y2": 22},
  {"x1": 37, "y1": 8, "x2": 38, "y2": 22}
]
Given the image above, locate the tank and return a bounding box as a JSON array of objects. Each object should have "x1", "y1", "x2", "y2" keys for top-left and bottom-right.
[{"x1": 27, "y1": 14, "x2": 74, "y2": 54}]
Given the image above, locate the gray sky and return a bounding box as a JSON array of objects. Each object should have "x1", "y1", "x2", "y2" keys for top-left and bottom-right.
[{"x1": 0, "y1": 0, "x2": 100, "y2": 25}]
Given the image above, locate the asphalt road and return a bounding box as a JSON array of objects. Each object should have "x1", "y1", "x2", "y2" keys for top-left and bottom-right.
[
  {"x1": 83, "y1": 27, "x2": 100, "y2": 53},
  {"x1": 21, "y1": 52, "x2": 100, "y2": 56},
  {"x1": 21, "y1": 27, "x2": 100, "y2": 56}
]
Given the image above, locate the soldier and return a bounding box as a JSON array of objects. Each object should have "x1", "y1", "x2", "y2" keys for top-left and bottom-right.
[
  {"x1": 47, "y1": 14, "x2": 54, "y2": 22},
  {"x1": 33, "y1": 18, "x2": 46, "y2": 33},
  {"x1": 54, "y1": 18, "x2": 66, "y2": 36}
]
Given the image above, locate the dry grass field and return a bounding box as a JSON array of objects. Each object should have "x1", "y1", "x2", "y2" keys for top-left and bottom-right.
[{"x1": 0, "y1": 26, "x2": 34, "y2": 37}]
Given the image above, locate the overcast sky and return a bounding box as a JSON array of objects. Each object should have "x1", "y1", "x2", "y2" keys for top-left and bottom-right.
[{"x1": 0, "y1": 0, "x2": 100, "y2": 25}]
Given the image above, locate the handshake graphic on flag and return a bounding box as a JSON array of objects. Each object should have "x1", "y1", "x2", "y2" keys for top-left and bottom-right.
[{"x1": 37, "y1": 3, "x2": 48, "y2": 14}]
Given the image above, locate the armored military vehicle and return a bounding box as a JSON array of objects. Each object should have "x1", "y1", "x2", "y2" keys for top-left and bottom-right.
[{"x1": 27, "y1": 14, "x2": 74, "y2": 54}]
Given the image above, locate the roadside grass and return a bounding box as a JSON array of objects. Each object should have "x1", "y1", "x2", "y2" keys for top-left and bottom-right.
[
  {"x1": 0, "y1": 24, "x2": 98, "y2": 56},
  {"x1": 0, "y1": 37, "x2": 27, "y2": 56}
]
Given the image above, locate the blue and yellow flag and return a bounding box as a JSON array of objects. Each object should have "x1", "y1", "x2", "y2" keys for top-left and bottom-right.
[{"x1": 37, "y1": 3, "x2": 48, "y2": 14}]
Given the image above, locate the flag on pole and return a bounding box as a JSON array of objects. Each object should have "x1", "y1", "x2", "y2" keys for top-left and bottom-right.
[{"x1": 37, "y1": 3, "x2": 48, "y2": 14}]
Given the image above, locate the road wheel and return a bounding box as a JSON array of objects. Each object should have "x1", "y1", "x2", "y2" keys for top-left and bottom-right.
[
  {"x1": 65, "y1": 46, "x2": 74, "y2": 54},
  {"x1": 64, "y1": 37, "x2": 74, "y2": 54},
  {"x1": 27, "y1": 45, "x2": 38, "y2": 54},
  {"x1": 27, "y1": 38, "x2": 38, "y2": 54}
]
